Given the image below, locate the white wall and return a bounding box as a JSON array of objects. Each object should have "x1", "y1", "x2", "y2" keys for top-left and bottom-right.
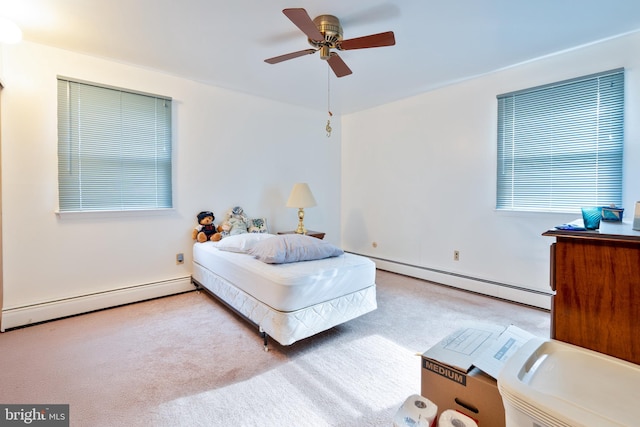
[
  {"x1": 0, "y1": 41, "x2": 341, "y2": 329},
  {"x1": 341, "y1": 31, "x2": 640, "y2": 309}
]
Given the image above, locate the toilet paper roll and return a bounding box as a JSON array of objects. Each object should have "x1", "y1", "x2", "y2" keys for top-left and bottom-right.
[
  {"x1": 393, "y1": 394, "x2": 438, "y2": 427},
  {"x1": 633, "y1": 201, "x2": 640, "y2": 231},
  {"x1": 437, "y1": 409, "x2": 478, "y2": 427}
]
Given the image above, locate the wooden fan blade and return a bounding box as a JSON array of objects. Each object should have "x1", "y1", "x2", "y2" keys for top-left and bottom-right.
[
  {"x1": 283, "y1": 8, "x2": 324, "y2": 42},
  {"x1": 327, "y1": 53, "x2": 353, "y2": 78},
  {"x1": 339, "y1": 31, "x2": 396, "y2": 50},
  {"x1": 265, "y1": 49, "x2": 317, "y2": 64}
]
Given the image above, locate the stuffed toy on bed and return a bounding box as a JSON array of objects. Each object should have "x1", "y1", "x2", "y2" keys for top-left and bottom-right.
[
  {"x1": 227, "y1": 206, "x2": 249, "y2": 235},
  {"x1": 192, "y1": 211, "x2": 222, "y2": 243}
]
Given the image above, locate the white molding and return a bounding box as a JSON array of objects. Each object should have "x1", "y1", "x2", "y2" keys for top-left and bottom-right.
[
  {"x1": 372, "y1": 258, "x2": 552, "y2": 310},
  {"x1": 1, "y1": 277, "x2": 194, "y2": 331}
]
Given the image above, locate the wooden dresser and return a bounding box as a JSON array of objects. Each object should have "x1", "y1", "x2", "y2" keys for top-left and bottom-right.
[{"x1": 543, "y1": 221, "x2": 640, "y2": 364}]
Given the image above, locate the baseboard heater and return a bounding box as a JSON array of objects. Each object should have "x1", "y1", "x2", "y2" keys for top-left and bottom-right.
[
  {"x1": 1, "y1": 276, "x2": 193, "y2": 332},
  {"x1": 353, "y1": 253, "x2": 553, "y2": 310}
]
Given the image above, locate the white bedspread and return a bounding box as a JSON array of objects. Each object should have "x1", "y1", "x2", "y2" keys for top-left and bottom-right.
[{"x1": 193, "y1": 241, "x2": 376, "y2": 312}]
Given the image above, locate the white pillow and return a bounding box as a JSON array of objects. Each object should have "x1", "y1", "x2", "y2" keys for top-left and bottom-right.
[
  {"x1": 248, "y1": 234, "x2": 344, "y2": 264},
  {"x1": 216, "y1": 233, "x2": 275, "y2": 253}
]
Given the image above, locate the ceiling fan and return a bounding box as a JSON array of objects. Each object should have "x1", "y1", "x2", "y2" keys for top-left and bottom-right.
[{"x1": 264, "y1": 8, "x2": 396, "y2": 77}]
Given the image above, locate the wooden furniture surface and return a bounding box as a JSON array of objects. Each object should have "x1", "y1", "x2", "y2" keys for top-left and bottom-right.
[
  {"x1": 277, "y1": 230, "x2": 325, "y2": 240},
  {"x1": 543, "y1": 221, "x2": 640, "y2": 364}
]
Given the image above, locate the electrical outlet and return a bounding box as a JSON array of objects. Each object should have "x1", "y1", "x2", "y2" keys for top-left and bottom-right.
[
  {"x1": 176, "y1": 253, "x2": 184, "y2": 264},
  {"x1": 453, "y1": 250, "x2": 460, "y2": 261}
]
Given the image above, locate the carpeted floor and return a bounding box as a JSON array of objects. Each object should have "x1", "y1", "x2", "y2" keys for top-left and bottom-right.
[{"x1": 0, "y1": 270, "x2": 550, "y2": 426}]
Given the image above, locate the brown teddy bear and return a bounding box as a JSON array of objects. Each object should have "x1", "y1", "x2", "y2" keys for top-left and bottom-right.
[{"x1": 192, "y1": 211, "x2": 222, "y2": 243}]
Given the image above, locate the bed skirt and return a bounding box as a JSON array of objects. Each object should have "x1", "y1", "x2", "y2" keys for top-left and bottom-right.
[{"x1": 192, "y1": 261, "x2": 377, "y2": 346}]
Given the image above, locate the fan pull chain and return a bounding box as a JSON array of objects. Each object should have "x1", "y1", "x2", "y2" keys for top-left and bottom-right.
[{"x1": 326, "y1": 65, "x2": 332, "y2": 137}]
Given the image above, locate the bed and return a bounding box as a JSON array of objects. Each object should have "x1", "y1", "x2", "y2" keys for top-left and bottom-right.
[{"x1": 191, "y1": 233, "x2": 377, "y2": 350}]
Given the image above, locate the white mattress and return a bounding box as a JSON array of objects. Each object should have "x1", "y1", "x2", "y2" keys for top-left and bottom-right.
[
  {"x1": 192, "y1": 261, "x2": 377, "y2": 346},
  {"x1": 193, "y1": 241, "x2": 376, "y2": 312}
]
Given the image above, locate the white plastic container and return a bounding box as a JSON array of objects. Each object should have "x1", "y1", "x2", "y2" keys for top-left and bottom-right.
[{"x1": 498, "y1": 337, "x2": 640, "y2": 427}]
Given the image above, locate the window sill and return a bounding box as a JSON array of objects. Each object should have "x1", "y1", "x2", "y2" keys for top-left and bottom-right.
[{"x1": 55, "y1": 208, "x2": 175, "y2": 220}]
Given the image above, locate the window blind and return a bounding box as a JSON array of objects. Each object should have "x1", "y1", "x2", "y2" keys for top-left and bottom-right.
[
  {"x1": 57, "y1": 78, "x2": 173, "y2": 212},
  {"x1": 496, "y1": 69, "x2": 624, "y2": 212}
]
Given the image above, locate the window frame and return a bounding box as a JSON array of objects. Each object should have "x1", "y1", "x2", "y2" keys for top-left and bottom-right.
[
  {"x1": 57, "y1": 76, "x2": 173, "y2": 214},
  {"x1": 496, "y1": 68, "x2": 624, "y2": 213}
]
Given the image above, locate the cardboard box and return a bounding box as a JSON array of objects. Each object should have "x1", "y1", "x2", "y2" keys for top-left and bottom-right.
[{"x1": 421, "y1": 324, "x2": 534, "y2": 427}]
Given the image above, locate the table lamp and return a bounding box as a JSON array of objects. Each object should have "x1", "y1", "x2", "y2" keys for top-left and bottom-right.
[{"x1": 286, "y1": 183, "x2": 317, "y2": 234}]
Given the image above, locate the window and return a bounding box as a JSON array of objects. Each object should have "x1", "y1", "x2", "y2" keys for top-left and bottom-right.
[
  {"x1": 496, "y1": 69, "x2": 624, "y2": 212},
  {"x1": 57, "y1": 77, "x2": 172, "y2": 212}
]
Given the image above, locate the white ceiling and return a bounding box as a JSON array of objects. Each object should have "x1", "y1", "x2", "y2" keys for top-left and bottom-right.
[{"x1": 2, "y1": 0, "x2": 640, "y2": 114}]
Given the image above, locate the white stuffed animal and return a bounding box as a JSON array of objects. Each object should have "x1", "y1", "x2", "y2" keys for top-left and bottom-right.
[{"x1": 227, "y1": 206, "x2": 249, "y2": 235}]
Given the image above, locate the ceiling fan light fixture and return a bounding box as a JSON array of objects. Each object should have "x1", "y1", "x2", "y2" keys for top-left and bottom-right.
[
  {"x1": 319, "y1": 46, "x2": 331, "y2": 60},
  {"x1": 310, "y1": 14, "x2": 342, "y2": 48},
  {"x1": 264, "y1": 8, "x2": 395, "y2": 78}
]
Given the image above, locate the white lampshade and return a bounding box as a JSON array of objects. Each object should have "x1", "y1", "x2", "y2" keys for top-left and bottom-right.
[
  {"x1": 0, "y1": 17, "x2": 22, "y2": 44},
  {"x1": 286, "y1": 183, "x2": 317, "y2": 208}
]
